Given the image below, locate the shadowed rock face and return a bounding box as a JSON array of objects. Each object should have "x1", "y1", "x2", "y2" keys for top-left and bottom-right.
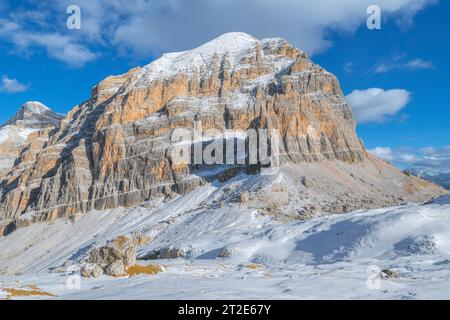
[{"x1": 0, "y1": 32, "x2": 437, "y2": 235}]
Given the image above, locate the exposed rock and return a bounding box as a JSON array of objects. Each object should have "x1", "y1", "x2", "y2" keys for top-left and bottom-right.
[
  {"x1": 133, "y1": 234, "x2": 152, "y2": 247},
  {"x1": 218, "y1": 247, "x2": 232, "y2": 258},
  {"x1": 88, "y1": 236, "x2": 137, "y2": 267},
  {"x1": 142, "y1": 247, "x2": 185, "y2": 260},
  {"x1": 80, "y1": 263, "x2": 104, "y2": 278},
  {"x1": 239, "y1": 192, "x2": 250, "y2": 204},
  {"x1": 381, "y1": 269, "x2": 399, "y2": 279},
  {"x1": 159, "y1": 247, "x2": 185, "y2": 259},
  {"x1": 83, "y1": 235, "x2": 140, "y2": 277}
]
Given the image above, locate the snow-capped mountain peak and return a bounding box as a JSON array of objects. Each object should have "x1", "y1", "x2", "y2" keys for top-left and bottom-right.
[
  {"x1": 2, "y1": 101, "x2": 63, "y2": 129},
  {"x1": 0, "y1": 101, "x2": 64, "y2": 179},
  {"x1": 137, "y1": 32, "x2": 292, "y2": 85},
  {"x1": 189, "y1": 32, "x2": 259, "y2": 55},
  {"x1": 22, "y1": 100, "x2": 51, "y2": 111}
]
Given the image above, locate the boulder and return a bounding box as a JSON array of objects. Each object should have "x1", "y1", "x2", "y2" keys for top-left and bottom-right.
[
  {"x1": 159, "y1": 247, "x2": 185, "y2": 259},
  {"x1": 142, "y1": 247, "x2": 186, "y2": 260},
  {"x1": 88, "y1": 236, "x2": 137, "y2": 267}
]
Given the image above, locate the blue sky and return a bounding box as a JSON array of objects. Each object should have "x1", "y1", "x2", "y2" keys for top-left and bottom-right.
[{"x1": 0, "y1": 0, "x2": 449, "y2": 173}]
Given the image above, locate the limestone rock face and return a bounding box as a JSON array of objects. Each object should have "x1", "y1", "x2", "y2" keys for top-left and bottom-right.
[
  {"x1": 0, "y1": 102, "x2": 63, "y2": 180},
  {"x1": 0, "y1": 32, "x2": 439, "y2": 234}
]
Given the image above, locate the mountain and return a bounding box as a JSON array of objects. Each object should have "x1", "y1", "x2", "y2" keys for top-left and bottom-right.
[
  {"x1": 406, "y1": 168, "x2": 450, "y2": 190},
  {"x1": 0, "y1": 102, "x2": 63, "y2": 180},
  {"x1": 2, "y1": 101, "x2": 62, "y2": 129},
  {"x1": 0, "y1": 32, "x2": 446, "y2": 235},
  {"x1": 430, "y1": 174, "x2": 450, "y2": 189}
]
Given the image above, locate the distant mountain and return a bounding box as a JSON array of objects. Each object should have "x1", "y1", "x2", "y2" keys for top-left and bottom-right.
[
  {"x1": 0, "y1": 102, "x2": 63, "y2": 179},
  {"x1": 406, "y1": 168, "x2": 450, "y2": 190},
  {"x1": 2, "y1": 101, "x2": 63, "y2": 129}
]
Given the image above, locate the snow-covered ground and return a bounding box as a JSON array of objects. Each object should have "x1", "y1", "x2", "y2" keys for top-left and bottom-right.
[{"x1": 1, "y1": 174, "x2": 450, "y2": 300}]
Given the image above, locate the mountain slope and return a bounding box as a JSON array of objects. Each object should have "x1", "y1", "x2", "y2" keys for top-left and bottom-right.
[
  {"x1": 0, "y1": 32, "x2": 446, "y2": 235},
  {"x1": 0, "y1": 175, "x2": 449, "y2": 299},
  {"x1": 0, "y1": 102, "x2": 63, "y2": 180}
]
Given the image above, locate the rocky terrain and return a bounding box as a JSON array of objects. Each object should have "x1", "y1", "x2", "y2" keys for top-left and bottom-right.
[
  {"x1": 0, "y1": 102, "x2": 63, "y2": 180},
  {"x1": 0, "y1": 32, "x2": 446, "y2": 236}
]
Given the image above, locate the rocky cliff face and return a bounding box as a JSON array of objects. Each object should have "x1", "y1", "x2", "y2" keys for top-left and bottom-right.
[
  {"x1": 0, "y1": 33, "x2": 444, "y2": 235},
  {"x1": 0, "y1": 102, "x2": 63, "y2": 180}
]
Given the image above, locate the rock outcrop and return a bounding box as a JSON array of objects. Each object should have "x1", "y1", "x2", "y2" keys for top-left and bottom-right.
[
  {"x1": 85, "y1": 235, "x2": 137, "y2": 277},
  {"x1": 0, "y1": 33, "x2": 445, "y2": 235},
  {"x1": 88, "y1": 236, "x2": 137, "y2": 267}
]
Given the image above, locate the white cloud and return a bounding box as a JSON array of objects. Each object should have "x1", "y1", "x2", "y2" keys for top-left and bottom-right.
[
  {"x1": 21, "y1": 33, "x2": 98, "y2": 68},
  {"x1": 369, "y1": 147, "x2": 394, "y2": 161},
  {"x1": 0, "y1": 0, "x2": 436, "y2": 66},
  {"x1": 0, "y1": 75, "x2": 29, "y2": 93},
  {"x1": 374, "y1": 55, "x2": 435, "y2": 74},
  {"x1": 343, "y1": 62, "x2": 355, "y2": 73},
  {"x1": 345, "y1": 88, "x2": 411, "y2": 123},
  {"x1": 0, "y1": 17, "x2": 97, "y2": 68},
  {"x1": 421, "y1": 145, "x2": 450, "y2": 155},
  {"x1": 0, "y1": 0, "x2": 437, "y2": 65},
  {"x1": 404, "y1": 58, "x2": 434, "y2": 70},
  {"x1": 369, "y1": 145, "x2": 450, "y2": 174},
  {"x1": 106, "y1": 0, "x2": 437, "y2": 56}
]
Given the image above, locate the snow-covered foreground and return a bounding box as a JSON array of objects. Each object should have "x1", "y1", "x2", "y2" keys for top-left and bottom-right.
[{"x1": 1, "y1": 174, "x2": 450, "y2": 299}]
